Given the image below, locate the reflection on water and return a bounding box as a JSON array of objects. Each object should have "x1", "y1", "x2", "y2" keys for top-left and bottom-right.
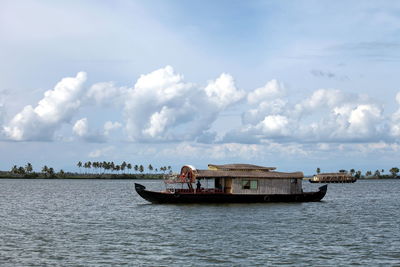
[{"x1": 1, "y1": 179, "x2": 399, "y2": 266}]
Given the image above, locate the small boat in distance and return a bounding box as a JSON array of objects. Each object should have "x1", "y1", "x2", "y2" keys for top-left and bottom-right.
[
  {"x1": 309, "y1": 173, "x2": 357, "y2": 183},
  {"x1": 135, "y1": 164, "x2": 328, "y2": 204}
]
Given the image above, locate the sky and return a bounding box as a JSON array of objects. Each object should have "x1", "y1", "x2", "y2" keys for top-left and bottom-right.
[{"x1": 1, "y1": 0, "x2": 400, "y2": 174}]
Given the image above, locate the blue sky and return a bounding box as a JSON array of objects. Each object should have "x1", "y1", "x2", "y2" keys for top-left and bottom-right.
[{"x1": 1, "y1": 0, "x2": 400, "y2": 174}]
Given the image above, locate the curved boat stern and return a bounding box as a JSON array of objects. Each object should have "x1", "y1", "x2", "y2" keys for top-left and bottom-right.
[
  {"x1": 319, "y1": 184, "x2": 328, "y2": 194},
  {"x1": 135, "y1": 183, "x2": 146, "y2": 192},
  {"x1": 317, "y1": 184, "x2": 328, "y2": 200}
]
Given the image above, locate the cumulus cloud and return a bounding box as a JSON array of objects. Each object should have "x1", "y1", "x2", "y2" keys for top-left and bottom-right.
[
  {"x1": 104, "y1": 121, "x2": 122, "y2": 135},
  {"x1": 88, "y1": 146, "x2": 115, "y2": 158},
  {"x1": 87, "y1": 82, "x2": 128, "y2": 106},
  {"x1": 204, "y1": 73, "x2": 245, "y2": 108},
  {"x1": 124, "y1": 65, "x2": 244, "y2": 142},
  {"x1": 3, "y1": 72, "x2": 87, "y2": 141},
  {"x1": 73, "y1": 118, "x2": 89, "y2": 137},
  {"x1": 293, "y1": 89, "x2": 348, "y2": 116},
  {"x1": 2, "y1": 66, "x2": 397, "y2": 147},
  {"x1": 257, "y1": 115, "x2": 289, "y2": 137},
  {"x1": 225, "y1": 82, "x2": 387, "y2": 143},
  {"x1": 390, "y1": 92, "x2": 400, "y2": 137},
  {"x1": 72, "y1": 117, "x2": 105, "y2": 142},
  {"x1": 247, "y1": 79, "x2": 285, "y2": 104}
]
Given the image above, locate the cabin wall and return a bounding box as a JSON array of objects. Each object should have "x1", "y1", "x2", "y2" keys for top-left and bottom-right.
[{"x1": 231, "y1": 178, "x2": 302, "y2": 194}]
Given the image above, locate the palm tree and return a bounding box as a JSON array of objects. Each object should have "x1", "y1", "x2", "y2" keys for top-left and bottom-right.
[
  {"x1": 139, "y1": 165, "x2": 144, "y2": 173},
  {"x1": 121, "y1": 161, "x2": 127, "y2": 174},
  {"x1": 101, "y1": 161, "x2": 107, "y2": 174},
  {"x1": 77, "y1": 161, "x2": 82, "y2": 173},
  {"x1": 134, "y1": 165, "x2": 139, "y2": 173},
  {"x1": 374, "y1": 170, "x2": 381, "y2": 178},
  {"x1": 350, "y1": 169, "x2": 355, "y2": 176},
  {"x1": 58, "y1": 169, "x2": 65, "y2": 178},
  {"x1": 92, "y1": 162, "x2": 98, "y2": 174},
  {"x1": 18, "y1": 166, "x2": 25, "y2": 175},
  {"x1": 25, "y1": 163, "x2": 33, "y2": 174},
  {"x1": 42, "y1": 165, "x2": 48, "y2": 173},
  {"x1": 160, "y1": 166, "x2": 166, "y2": 173},
  {"x1": 148, "y1": 164, "x2": 153, "y2": 173},
  {"x1": 11, "y1": 165, "x2": 18, "y2": 174},
  {"x1": 389, "y1": 167, "x2": 399, "y2": 178},
  {"x1": 42, "y1": 166, "x2": 49, "y2": 177},
  {"x1": 127, "y1": 163, "x2": 132, "y2": 174},
  {"x1": 87, "y1": 161, "x2": 92, "y2": 173},
  {"x1": 316, "y1": 167, "x2": 321, "y2": 174}
]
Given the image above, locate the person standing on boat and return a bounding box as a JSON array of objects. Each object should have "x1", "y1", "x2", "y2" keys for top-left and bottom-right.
[{"x1": 196, "y1": 179, "x2": 201, "y2": 192}]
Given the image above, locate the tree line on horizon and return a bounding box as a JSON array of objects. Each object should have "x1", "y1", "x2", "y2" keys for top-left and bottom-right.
[
  {"x1": 76, "y1": 161, "x2": 172, "y2": 175},
  {"x1": 315, "y1": 167, "x2": 400, "y2": 178},
  {"x1": 10, "y1": 163, "x2": 62, "y2": 178},
  {"x1": 6, "y1": 161, "x2": 173, "y2": 177}
]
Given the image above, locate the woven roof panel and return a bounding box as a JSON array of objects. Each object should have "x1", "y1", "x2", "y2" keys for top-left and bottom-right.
[
  {"x1": 208, "y1": 163, "x2": 276, "y2": 171},
  {"x1": 197, "y1": 169, "x2": 303, "y2": 179}
]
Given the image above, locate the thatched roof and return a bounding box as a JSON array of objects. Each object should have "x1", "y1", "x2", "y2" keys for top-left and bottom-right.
[
  {"x1": 196, "y1": 169, "x2": 303, "y2": 179},
  {"x1": 208, "y1": 164, "x2": 276, "y2": 171}
]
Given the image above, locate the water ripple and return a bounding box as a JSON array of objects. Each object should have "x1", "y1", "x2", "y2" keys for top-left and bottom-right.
[{"x1": 0, "y1": 179, "x2": 399, "y2": 266}]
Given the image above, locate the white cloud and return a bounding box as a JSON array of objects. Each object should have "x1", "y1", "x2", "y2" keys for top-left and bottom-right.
[
  {"x1": 225, "y1": 84, "x2": 387, "y2": 143},
  {"x1": 3, "y1": 72, "x2": 87, "y2": 141},
  {"x1": 293, "y1": 89, "x2": 348, "y2": 117},
  {"x1": 390, "y1": 92, "x2": 400, "y2": 137},
  {"x1": 143, "y1": 106, "x2": 174, "y2": 138},
  {"x1": 204, "y1": 73, "x2": 245, "y2": 108},
  {"x1": 0, "y1": 67, "x2": 396, "y2": 147},
  {"x1": 88, "y1": 146, "x2": 115, "y2": 158},
  {"x1": 72, "y1": 117, "x2": 105, "y2": 143},
  {"x1": 73, "y1": 118, "x2": 89, "y2": 137},
  {"x1": 87, "y1": 82, "x2": 128, "y2": 106},
  {"x1": 124, "y1": 66, "x2": 243, "y2": 142},
  {"x1": 104, "y1": 121, "x2": 122, "y2": 135},
  {"x1": 347, "y1": 104, "x2": 382, "y2": 136},
  {"x1": 247, "y1": 79, "x2": 285, "y2": 104},
  {"x1": 257, "y1": 115, "x2": 289, "y2": 137},
  {"x1": 243, "y1": 99, "x2": 287, "y2": 125}
]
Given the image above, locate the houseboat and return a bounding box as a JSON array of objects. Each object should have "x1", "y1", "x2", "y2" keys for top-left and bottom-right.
[
  {"x1": 135, "y1": 164, "x2": 328, "y2": 203},
  {"x1": 309, "y1": 172, "x2": 357, "y2": 183}
]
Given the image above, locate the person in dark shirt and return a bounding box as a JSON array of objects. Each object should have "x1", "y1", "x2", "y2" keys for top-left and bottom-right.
[{"x1": 196, "y1": 180, "x2": 201, "y2": 191}]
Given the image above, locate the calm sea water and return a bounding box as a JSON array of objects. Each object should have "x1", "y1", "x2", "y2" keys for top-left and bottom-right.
[{"x1": 1, "y1": 179, "x2": 399, "y2": 266}]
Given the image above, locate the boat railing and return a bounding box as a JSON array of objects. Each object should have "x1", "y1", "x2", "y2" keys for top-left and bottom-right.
[{"x1": 168, "y1": 188, "x2": 225, "y2": 194}]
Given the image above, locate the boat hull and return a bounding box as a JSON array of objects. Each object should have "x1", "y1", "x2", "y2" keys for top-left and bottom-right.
[{"x1": 135, "y1": 183, "x2": 328, "y2": 204}]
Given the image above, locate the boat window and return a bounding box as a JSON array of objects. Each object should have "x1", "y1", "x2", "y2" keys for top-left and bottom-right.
[
  {"x1": 242, "y1": 180, "x2": 258, "y2": 190},
  {"x1": 250, "y1": 180, "x2": 258, "y2": 189}
]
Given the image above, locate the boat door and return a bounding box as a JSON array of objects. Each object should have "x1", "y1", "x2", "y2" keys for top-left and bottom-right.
[{"x1": 224, "y1": 178, "x2": 232, "y2": 193}]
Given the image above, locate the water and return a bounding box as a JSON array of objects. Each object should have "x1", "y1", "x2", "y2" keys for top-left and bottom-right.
[{"x1": 1, "y1": 179, "x2": 399, "y2": 266}]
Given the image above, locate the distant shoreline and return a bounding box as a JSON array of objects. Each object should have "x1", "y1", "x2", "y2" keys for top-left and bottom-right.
[
  {"x1": 1, "y1": 173, "x2": 398, "y2": 180},
  {"x1": 0, "y1": 172, "x2": 165, "y2": 180}
]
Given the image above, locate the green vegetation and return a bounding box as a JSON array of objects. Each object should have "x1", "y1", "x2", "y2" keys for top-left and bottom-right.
[{"x1": 0, "y1": 161, "x2": 174, "y2": 179}]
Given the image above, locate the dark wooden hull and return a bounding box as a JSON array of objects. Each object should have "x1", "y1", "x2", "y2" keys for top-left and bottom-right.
[{"x1": 135, "y1": 183, "x2": 328, "y2": 204}]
